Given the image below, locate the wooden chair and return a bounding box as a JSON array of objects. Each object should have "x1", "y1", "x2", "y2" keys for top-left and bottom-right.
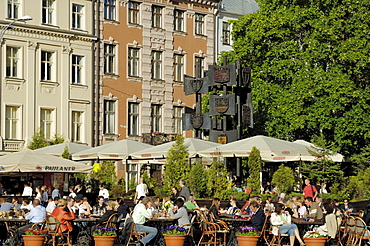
[
  {"x1": 268, "y1": 223, "x2": 290, "y2": 246},
  {"x1": 260, "y1": 215, "x2": 271, "y2": 246},
  {"x1": 125, "y1": 214, "x2": 147, "y2": 246},
  {"x1": 182, "y1": 213, "x2": 198, "y2": 246},
  {"x1": 345, "y1": 216, "x2": 356, "y2": 246},
  {"x1": 197, "y1": 222, "x2": 220, "y2": 246},
  {"x1": 353, "y1": 217, "x2": 370, "y2": 246},
  {"x1": 44, "y1": 214, "x2": 72, "y2": 246},
  {"x1": 336, "y1": 214, "x2": 345, "y2": 246}
]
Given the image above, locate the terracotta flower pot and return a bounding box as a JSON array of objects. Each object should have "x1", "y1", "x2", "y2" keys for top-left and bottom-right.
[
  {"x1": 163, "y1": 234, "x2": 186, "y2": 246},
  {"x1": 303, "y1": 237, "x2": 327, "y2": 246},
  {"x1": 236, "y1": 235, "x2": 259, "y2": 246},
  {"x1": 93, "y1": 235, "x2": 116, "y2": 246},
  {"x1": 22, "y1": 235, "x2": 45, "y2": 246}
]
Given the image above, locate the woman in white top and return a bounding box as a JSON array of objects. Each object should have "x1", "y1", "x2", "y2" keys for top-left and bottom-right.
[
  {"x1": 35, "y1": 186, "x2": 42, "y2": 201},
  {"x1": 98, "y1": 184, "x2": 109, "y2": 203},
  {"x1": 297, "y1": 198, "x2": 308, "y2": 218},
  {"x1": 271, "y1": 203, "x2": 305, "y2": 246},
  {"x1": 68, "y1": 186, "x2": 77, "y2": 198}
]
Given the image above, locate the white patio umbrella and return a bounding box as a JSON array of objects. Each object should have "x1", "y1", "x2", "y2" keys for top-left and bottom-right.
[
  {"x1": 71, "y1": 139, "x2": 152, "y2": 161},
  {"x1": 293, "y1": 140, "x2": 344, "y2": 162},
  {"x1": 0, "y1": 149, "x2": 92, "y2": 173},
  {"x1": 130, "y1": 138, "x2": 222, "y2": 159},
  {"x1": 35, "y1": 142, "x2": 92, "y2": 156},
  {"x1": 198, "y1": 135, "x2": 314, "y2": 162}
]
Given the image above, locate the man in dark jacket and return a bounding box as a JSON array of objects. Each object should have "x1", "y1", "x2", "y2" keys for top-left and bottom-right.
[{"x1": 249, "y1": 200, "x2": 265, "y2": 231}]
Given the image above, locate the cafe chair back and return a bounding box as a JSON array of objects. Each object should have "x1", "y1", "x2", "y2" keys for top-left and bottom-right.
[
  {"x1": 260, "y1": 215, "x2": 271, "y2": 246},
  {"x1": 197, "y1": 221, "x2": 220, "y2": 246},
  {"x1": 125, "y1": 213, "x2": 147, "y2": 246},
  {"x1": 182, "y1": 213, "x2": 199, "y2": 246},
  {"x1": 344, "y1": 216, "x2": 356, "y2": 246},
  {"x1": 353, "y1": 217, "x2": 370, "y2": 246},
  {"x1": 336, "y1": 214, "x2": 345, "y2": 246},
  {"x1": 44, "y1": 215, "x2": 72, "y2": 246}
]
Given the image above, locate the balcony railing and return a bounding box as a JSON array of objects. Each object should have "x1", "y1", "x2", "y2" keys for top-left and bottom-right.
[{"x1": 3, "y1": 139, "x2": 25, "y2": 152}]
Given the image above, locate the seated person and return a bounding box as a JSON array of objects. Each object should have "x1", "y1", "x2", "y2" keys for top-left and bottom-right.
[
  {"x1": 12, "y1": 197, "x2": 22, "y2": 210},
  {"x1": 271, "y1": 203, "x2": 305, "y2": 246},
  {"x1": 225, "y1": 195, "x2": 242, "y2": 210},
  {"x1": 304, "y1": 196, "x2": 324, "y2": 222},
  {"x1": 46, "y1": 197, "x2": 59, "y2": 214},
  {"x1": 264, "y1": 196, "x2": 275, "y2": 212},
  {"x1": 16, "y1": 199, "x2": 46, "y2": 237},
  {"x1": 169, "y1": 198, "x2": 190, "y2": 228},
  {"x1": 227, "y1": 198, "x2": 240, "y2": 214},
  {"x1": 208, "y1": 198, "x2": 226, "y2": 221},
  {"x1": 96, "y1": 200, "x2": 117, "y2": 225},
  {"x1": 315, "y1": 203, "x2": 338, "y2": 240},
  {"x1": 93, "y1": 196, "x2": 107, "y2": 214},
  {"x1": 152, "y1": 196, "x2": 161, "y2": 210},
  {"x1": 184, "y1": 196, "x2": 199, "y2": 211},
  {"x1": 51, "y1": 198, "x2": 76, "y2": 232},
  {"x1": 132, "y1": 197, "x2": 158, "y2": 246},
  {"x1": 249, "y1": 200, "x2": 265, "y2": 231},
  {"x1": 340, "y1": 199, "x2": 357, "y2": 214},
  {"x1": 0, "y1": 197, "x2": 15, "y2": 211},
  {"x1": 20, "y1": 198, "x2": 33, "y2": 212},
  {"x1": 117, "y1": 197, "x2": 130, "y2": 220}
]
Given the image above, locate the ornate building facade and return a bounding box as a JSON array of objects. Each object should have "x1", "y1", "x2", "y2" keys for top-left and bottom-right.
[{"x1": 0, "y1": 0, "x2": 96, "y2": 152}]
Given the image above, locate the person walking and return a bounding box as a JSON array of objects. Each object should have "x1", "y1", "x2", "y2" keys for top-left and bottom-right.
[
  {"x1": 179, "y1": 179, "x2": 190, "y2": 201},
  {"x1": 134, "y1": 178, "x2": 148, "y2": 204}
]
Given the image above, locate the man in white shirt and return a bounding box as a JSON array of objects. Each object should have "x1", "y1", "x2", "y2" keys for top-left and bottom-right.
[
  {"x1": 98, "y1": 184, "x2": 109, "y2": 203},
  {"x1": 132, "y1": 197, "x2": 157, "y2": 246},
  {"x1": 134, "y1": 178, "x2": 148, "y2": 204},
  {"x1": 46, "y1": 197, "x2": 59, "y2": 214},
  {"x1": 22, "y1": 183, "x2": 33, "y2": 197}
]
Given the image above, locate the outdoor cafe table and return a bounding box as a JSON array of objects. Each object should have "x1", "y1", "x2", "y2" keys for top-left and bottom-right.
[
  {"x1": 146, "y1": 217, "x2": 176, "y2": 246},
  {"x1": 220, "y1": 216, "x2": 251, "y2": 246},
  {"x1": 291, "y1": 217, "x2": 325, "y2": 237}
]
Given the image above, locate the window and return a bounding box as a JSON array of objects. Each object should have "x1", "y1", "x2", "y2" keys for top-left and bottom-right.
[
  {"x1": 151, "y1": 104, "x2": 162, "y2": 132},
  {"x1": 72, "y1": 55, "x2": 83, "y2": 84},
  {"x1": 104, "y1": 100, "x2": 115, "y2": 134},
  {"x1": 6, "y1": 46, "x2": 20, "y2": 78},
  {"x1": 128, "y1": 1, "x2": 140, "y2": 24},
  {"x1": 173, "y1": 106, "x2": 183, "y2": 133},
  {"x1": 128, "y1": 48, "x2": 139, "y2": 77},
  {"x1": 195, "y1": 56, "x2": 204, "y2": 78},
  {"x1": 5, "y1": 106, "x2": 20, "y2": 139},
  {"x1": 72, "y1": 4, "x2": 83, "y2": 29},
  {"x1": 128, "y1": 102, "x2": 139, "y2": 136},
  {"x1": 104, "y1": 0, "x2": 115, "y2": 20},
  {"x1": 42, "y1": 0, "x2": 55, "y2": 24},
  {"x1": 40, "y1": 108, "x2": 53, "y2": 140},
  {"x1": 41, "y1": 51, "x2": 54, "y2": 81},
  {"x1": 151, "y1": 51, "x2": 162, "y2": 80},
  {"x1": 195, "y1": 14, "x2": 204, "y2": 35},
  {"x1": 152, "y1": 6, "x2": 162, "y2": 28},
  {"x1": 104, "y1": 44, "x2": 116, "y2": 74},
  {"x1": 222, "y1": 22, "x2": 231, "y2": 45},
  {"x1": 173, "y1": 54, "x2": 184, "y2": 82},
  {"x1": 7, "y1": 0, "x2": 19, "y2": 19},
  {"x1": 71, "y1": 111, "x2": 83, "y2": 142},
  {"x1": 174, "y1": 10, "x2": 184, "y2": 32}
]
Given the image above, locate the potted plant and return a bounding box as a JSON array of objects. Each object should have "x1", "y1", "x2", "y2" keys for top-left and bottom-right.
[
  {"x1": 235, "y1": 226, "x2": 260, "y2": 246},
  {"x1": 303, "y1": 231, "x2": 327, "y2": 246},
  {"x1": 23, "y1": 228, "x2": 47, "y2": 246},
  {"x1": 92, "y1": 226, "x2": 118, "y2": 246},
  {"x1": 162, "y1": 225, "x2": 187, "y2": 246}
]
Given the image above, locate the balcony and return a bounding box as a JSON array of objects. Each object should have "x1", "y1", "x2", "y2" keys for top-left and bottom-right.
[{"x1": 3, "y1": 139, "x2": 25, "y2": 152}]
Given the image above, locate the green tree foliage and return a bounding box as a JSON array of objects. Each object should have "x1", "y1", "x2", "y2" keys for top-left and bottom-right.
[
  {"x1": 28, "y1": 130, "x2": 65, "y2": 150},
  {"x1": 61, "y1": 146, "x2": 71, "y2": 159},
  {"x1": 92, "y1": 161, "x2": 117, "y2": 189},
  {"x1": 271, "y1": 164, "x2": 294, "y2": 194},
  {"x1": 351, "y1": 145, "x2": 370, "y2": 172},
  {"x1": 224, "y1": 0, "x2": 370, "y2": 157},
  {"x1": 142, "y1": 171, "x2": 158, "y2": 191},
  {"x1": 247, "y1": 147, "x2": 261, "y2": 195},
  {"x1": 188, "y1": 160, "x2": 208, "y2": 198},
  {"x1": 163, "y1": 135, "x2": 189, "y2": 194},
  {"x1": 28, "y1": 130, "x2": 49, "y2": 150},
  {"x1": 301, "y1": 134, "x2": 343, "y2": 184},
  {"x1": 207, "y1": 157, "x2": 230, "y2": 198}
]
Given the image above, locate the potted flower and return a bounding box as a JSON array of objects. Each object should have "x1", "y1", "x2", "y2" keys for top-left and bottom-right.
[
  {"x1": 162, "y1": 225, "x2": 187, "y2": 246},
  {"x1": 303, "y1": 231, "x2": 327, "y2": 246},
  {"x1": 23, "y1": 228, "x2": 47, "y2": 246},
  {"x1": 92, "y1": 226, "x2": 118, "y2": 246},
  {"x1": 235, "y1": 226, "x2": 260, "y2": 246}
]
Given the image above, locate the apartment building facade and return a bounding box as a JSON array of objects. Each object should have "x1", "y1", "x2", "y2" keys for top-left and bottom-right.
[{"x1": 0, "y1": 0, "x2": 96, "y2": 152}]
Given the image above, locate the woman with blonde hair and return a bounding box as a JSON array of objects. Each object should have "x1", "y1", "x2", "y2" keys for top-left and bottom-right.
[{"x1": 271, "y1": 203, "x2": 305, "y2": 246}]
